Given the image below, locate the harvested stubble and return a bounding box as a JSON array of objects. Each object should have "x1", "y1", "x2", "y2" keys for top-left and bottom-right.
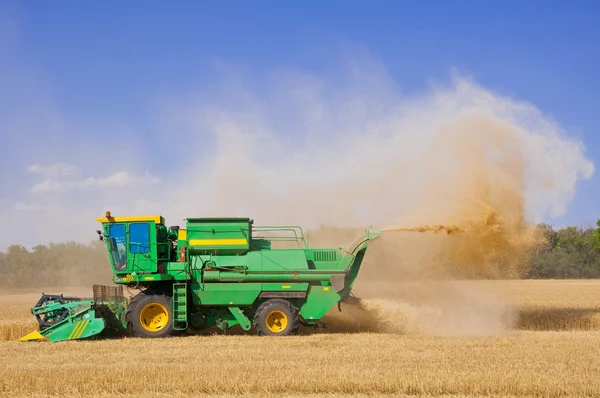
[
  {"x1": 2, "y1": 332, "x2": 600, "y2": 397},
  {"x1": 2, "y1": 280, "x2": 600, "y2": 397}
]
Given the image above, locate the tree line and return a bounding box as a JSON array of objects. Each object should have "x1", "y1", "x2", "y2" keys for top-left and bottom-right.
[
  {"x1": 0, "y1": 222, "x2": 599, "y2": 289},
  {"x1": 527, "y1": 221, "x2": 600, "y2": 278},
  {"x1": 0, "y1": 240, "x2": 113, "y2": 290}
]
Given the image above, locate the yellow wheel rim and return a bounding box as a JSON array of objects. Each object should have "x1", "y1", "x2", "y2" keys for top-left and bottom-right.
[
  {"x1": 265, "y1": 310, "x2": 288, "y2": 333},
  {"x1": 139, "y1": 303, "x2": 169, "y2": 332}
]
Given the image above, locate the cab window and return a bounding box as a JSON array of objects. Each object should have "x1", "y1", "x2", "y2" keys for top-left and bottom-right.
[
  {"x1": 129, "y1": 222, "x2": 150, "y2": 254},
  {"x1": 108, "y1": 223, "x2": 127, "y2": 270}
]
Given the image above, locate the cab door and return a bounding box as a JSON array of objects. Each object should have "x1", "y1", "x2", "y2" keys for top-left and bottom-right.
[{"x1": 106, "y1": 223, "x2": 128, "y2": 273}]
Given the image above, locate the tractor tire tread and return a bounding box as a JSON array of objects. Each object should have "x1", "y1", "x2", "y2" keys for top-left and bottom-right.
[
  {"x1": 125, "y1": 289, "x2": 174, "y2": 338},
  {"x1": 253, "y1": 298, "x2": 300, "y2": 336}
]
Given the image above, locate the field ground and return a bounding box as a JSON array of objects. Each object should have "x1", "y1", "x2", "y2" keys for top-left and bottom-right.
[{"x1": 1, "y1": 279, "x2": 600, "y2": 397}]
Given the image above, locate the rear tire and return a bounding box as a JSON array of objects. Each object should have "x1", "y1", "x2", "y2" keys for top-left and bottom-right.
[
  {"x1": 253, "y1": 299, "x2": 300, "y2": 336},
  {"x1": 126, "y1": 291, "x2": 174, "y2": 338}
]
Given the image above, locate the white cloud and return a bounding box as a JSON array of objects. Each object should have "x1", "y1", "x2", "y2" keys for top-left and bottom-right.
[
  {"x1": 27, "y1": 163, "x2": 81, "y2": 178},
  {"x1": 29, "y1": 170, "x2": 160, "y2": 193}
]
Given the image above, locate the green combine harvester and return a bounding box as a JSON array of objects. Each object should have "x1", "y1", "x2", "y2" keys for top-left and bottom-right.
[{"x1": 20, "y1": 212, "x2": 381, "y2": 342}]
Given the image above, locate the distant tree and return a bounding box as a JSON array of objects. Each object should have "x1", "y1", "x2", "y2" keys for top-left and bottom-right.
[
  {"x1": 527, "y1": 222, "x2": 600, "y2": 279},
  {"x1": 0, "y1": 241, "x2": 112, "y2": 290},
  {"x1": 594, "y1": 219, "x2": 600, "y2": 251}
]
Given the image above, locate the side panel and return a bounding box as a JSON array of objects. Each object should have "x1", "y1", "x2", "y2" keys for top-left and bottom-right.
[
  {"x1": 193, "y1": 282, "x2": 262, "y2": 306},
  {"x1": 261, "y1": 249, "x2": 309, "y2": 271},
  {"x1": 305, "y1": 249, "x2": 343, "y2": 270},
  {"x1": 299, "y1": 285, "x2": 342, "y2": 323},
  {"x1": 209, "y1": 254, "x2": 258, "y2": 267},
  {"x1": 259, "y1": 283, "x2": 309, "y2": 299},
  {"x1": 186, "y1": 218, "x2": 251, "y2": 255},
  {"x1": 261, "y1": 283, "x2": 309, "y2": 291},
  {"x1": 166, "y1": 261, "x2": 188, "y2": 273}
]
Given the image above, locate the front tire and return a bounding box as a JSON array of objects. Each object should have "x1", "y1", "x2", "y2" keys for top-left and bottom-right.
[
  {"x1": 253, "y1": 299, "x2": 300, "y2": 336},
  {"x1": 126, "y1": 292, "x2": 174, "y2": 338}
]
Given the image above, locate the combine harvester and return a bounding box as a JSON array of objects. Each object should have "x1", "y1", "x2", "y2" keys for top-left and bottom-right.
[{"x1": 20, "y1": 212, "x2": 381, "y2": 342}]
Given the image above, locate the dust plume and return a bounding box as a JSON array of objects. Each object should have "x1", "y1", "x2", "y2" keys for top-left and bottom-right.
[
  {"x1": 165, "y1": 60, "x2": 590, "y2": 338},
  {"x1": 162, "y1": 62, "x2": 590, "y2": 337},
  {"x1": 367, "y1": 111, "x2": 548, "y2": 275}
]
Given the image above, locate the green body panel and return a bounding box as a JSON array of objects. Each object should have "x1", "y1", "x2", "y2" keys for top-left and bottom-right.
[
  {"x1": 261, "y1": 283, "x2": 309, "y2": 291},
  {"x1": 186, "y1": 217, "x2": 252, "y2": 255},
  {"x1": 260, "y1": 249, "x2": 310, "y2": 270},
  {"x1": 299, "y1": 286, "x2": 344, "y2": 323},
  {"x1": 202, "y1": 270, "x2": 344, "y2": 282},
  {"x1": 193, "y1": 282, "x2": 262, "y2": 306},
  {"x1": 47, "y1": 315, "x2": 106, "y2": 342}
]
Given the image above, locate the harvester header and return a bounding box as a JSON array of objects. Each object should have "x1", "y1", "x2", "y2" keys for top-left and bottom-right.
[{"x1": 21, "y1": 212, "x2": 382, "y2": 342}]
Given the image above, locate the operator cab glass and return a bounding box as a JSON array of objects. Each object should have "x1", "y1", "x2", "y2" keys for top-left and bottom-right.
[
  {"x1": 108, "y1": 224, "x2": 127, "y2": 271},
  {"x1": 129, "y1": 222, "x2": 150, "y2": 253}
]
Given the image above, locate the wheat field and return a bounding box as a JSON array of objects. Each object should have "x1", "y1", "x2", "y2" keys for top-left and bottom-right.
[{"x1": 1, "y1": 279, "x2": 600, "y2": 397}]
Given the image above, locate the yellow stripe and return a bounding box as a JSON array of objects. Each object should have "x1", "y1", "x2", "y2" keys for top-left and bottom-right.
[
  {"x1": 95, "y1": 215, "x2": 164, "y2": 224},
  {"x1": 73, "y1": 321, "x2": 85, "y2": 339},
  {"x1": 68, "y1": 321, "x2": 82, "y2": 340},
  {"x1": 282, "y1": 285, "x2": 291, "y2": 289},
  {"x1": 76, "y1": 320, "x2": 89, "y2": 339},
  {"x1": 189, "y1": 239, "x2": 247, "y2": 246},
  {"x1": 67, "y1": 321, "x2": 78, "y2": 340},
  {"x1": 178, "y1": 229, "x2": 187, "y2": 240}
]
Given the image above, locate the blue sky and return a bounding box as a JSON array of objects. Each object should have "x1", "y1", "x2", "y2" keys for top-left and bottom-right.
[{"x1": 0, "y1": 0, "x2": 598, "y2": 248}]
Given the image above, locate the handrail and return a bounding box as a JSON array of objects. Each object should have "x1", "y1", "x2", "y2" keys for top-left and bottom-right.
[{"x1": 252, "y1": 226, "x2": 306, "y2": 248}]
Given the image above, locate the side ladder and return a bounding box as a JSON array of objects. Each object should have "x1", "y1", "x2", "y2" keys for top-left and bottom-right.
[{"x1": 172, "y1": 282, "x2": 188, "y2": 330}]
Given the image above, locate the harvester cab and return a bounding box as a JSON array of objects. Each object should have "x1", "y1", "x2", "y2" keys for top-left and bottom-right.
[
  {"x1": 20, "y1": 212, "x2": 382, "y2": 342},
  {"x1": 96, "y1": 211, "x2": 174, "y2": 277}
]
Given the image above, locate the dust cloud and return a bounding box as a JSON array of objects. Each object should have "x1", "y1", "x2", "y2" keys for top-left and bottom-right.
[
  {"x1": 170, "y1": 64, "x2": 591, "y2": 338},
  {"x1": 337, "y1": 113, "x2": 568, "y2": 336},
  {"x1": 295, "y1": 104, "x2": 587, "y2": 336}
]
